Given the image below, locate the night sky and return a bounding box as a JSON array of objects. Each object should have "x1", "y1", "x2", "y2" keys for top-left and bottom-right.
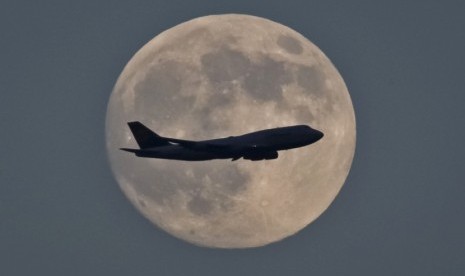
[{"x1": 2, "y1": 1, "x2": 464, "y2": 275}]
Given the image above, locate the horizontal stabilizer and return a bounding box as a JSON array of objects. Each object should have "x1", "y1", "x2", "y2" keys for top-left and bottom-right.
[{"x1": 119, "y1": 148, "x2": 140, "y2": 153}]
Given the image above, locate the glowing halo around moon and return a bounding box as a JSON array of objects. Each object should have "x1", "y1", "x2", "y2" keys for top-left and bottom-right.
[{"x1": 106, "y1": 14, "x2": 356, "y2": 248}]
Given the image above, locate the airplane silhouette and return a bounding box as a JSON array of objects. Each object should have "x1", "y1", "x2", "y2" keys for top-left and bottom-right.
[{"x1": 120, "y1": 121, "x2": 323, "y2": 161}]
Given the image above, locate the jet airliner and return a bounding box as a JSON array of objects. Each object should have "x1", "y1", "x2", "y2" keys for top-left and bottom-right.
[{"x1": 120, "y1": 121, "x2": 323, "y2": 161}]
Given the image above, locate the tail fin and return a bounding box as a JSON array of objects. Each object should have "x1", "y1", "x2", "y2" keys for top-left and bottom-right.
[{"x1": 127, "y1": 121, "x2": 170, "y2": 149}]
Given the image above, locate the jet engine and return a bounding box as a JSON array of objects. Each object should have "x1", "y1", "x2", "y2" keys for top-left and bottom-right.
[{"x1": 243, "y1": 151, "x2": 279, "y2": 161}]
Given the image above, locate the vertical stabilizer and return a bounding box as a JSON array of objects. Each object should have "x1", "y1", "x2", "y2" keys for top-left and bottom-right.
[{"x1": 127, "y1": 121, "x2": 170, "y2": 149}]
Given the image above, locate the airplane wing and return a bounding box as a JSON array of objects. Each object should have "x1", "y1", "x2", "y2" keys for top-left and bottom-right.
[
  {"x1": 164, "y1": 137, "x2": 232, "y2": 151},
  {"x1": 165, "y1": 137, "x2": 268, "y2": 153}
]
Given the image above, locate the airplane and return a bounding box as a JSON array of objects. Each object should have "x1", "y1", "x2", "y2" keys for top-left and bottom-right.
[{"x1": 120, "y1": 121, "x2": 324, "y2": 161}]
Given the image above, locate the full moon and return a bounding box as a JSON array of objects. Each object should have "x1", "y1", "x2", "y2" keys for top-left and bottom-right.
[{"x1": 106, "y1": 14, "x2": 355, "y2": 248}]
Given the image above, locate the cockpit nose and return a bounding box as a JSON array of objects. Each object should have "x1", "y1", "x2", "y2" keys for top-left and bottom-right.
[
  {"x1": 308, "y1": 127, "x2": 324, "y2": 143},
  {"x1": 315, "y1": 129, "x2": 324, "y2": 141},
  {"x1": 297, "y1": 125, "x2": 324, "y2": 144}
]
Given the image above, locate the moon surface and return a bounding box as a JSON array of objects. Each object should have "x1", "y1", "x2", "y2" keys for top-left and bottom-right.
[{"x1": 106, "y1": 14, "x2": 356, "y2": 248}]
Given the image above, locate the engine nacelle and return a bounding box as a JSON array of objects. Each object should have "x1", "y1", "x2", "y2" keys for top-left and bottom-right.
[{"x1": 243, "y1": 151, "x2": 278, "y2": 161}]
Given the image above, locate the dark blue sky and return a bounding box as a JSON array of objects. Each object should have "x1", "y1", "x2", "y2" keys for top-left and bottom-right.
[{"x1": 2, "y1": 1, "x2": 464, "y2": 275}]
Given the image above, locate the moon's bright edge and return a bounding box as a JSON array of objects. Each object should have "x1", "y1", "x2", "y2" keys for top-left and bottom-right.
[{"x1": 106, "y1": 14, "x2": 356, "y2": 248}]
